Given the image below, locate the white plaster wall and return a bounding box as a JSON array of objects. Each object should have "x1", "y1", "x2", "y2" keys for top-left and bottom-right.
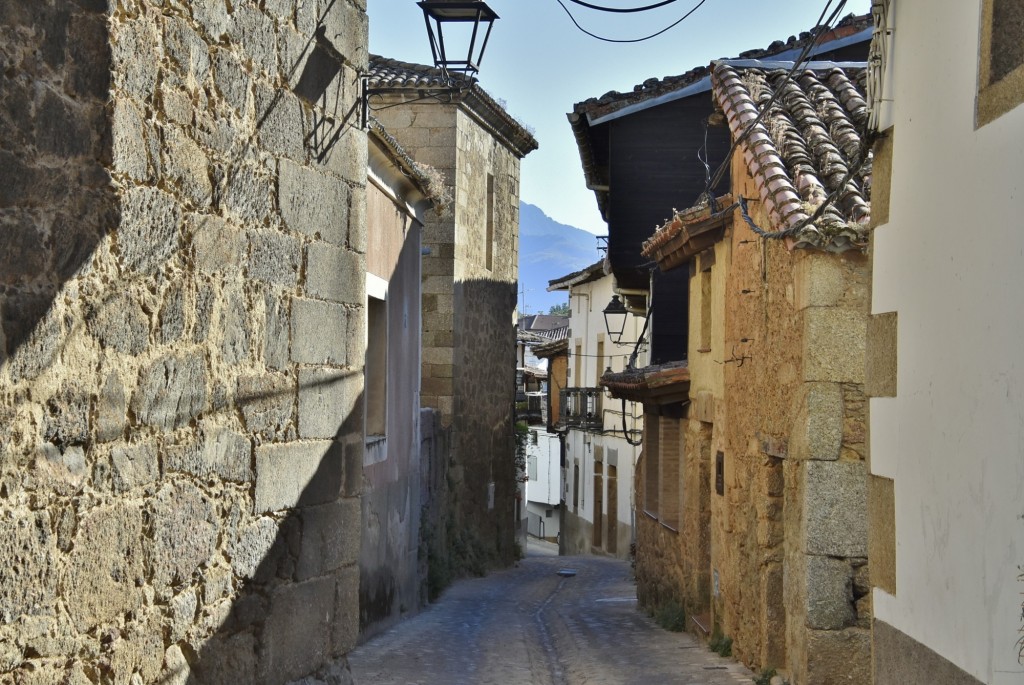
[
  {"x1": 525, "y1": 501, "x2": 560, "y2": 539},
  {"x1": 526, "y1": 430, "x2": 561, "y2": 506},
  {"x1": 564, "y1": 430, "x2": 637, "y2": 533},
  {"x1": 568, "y1": 275, "x2": 646, "y2": 386},
  {"x1": 870, "y1": 2, "x2": 1024, "y2": 682}
]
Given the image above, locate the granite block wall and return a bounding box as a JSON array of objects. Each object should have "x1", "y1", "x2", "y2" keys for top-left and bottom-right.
[{"x1": 0, "y1": 1, "x2": 367, "y2": 682}]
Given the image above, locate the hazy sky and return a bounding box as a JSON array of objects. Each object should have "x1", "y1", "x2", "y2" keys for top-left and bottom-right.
[{"x1": 368, "y1": 0, "x2": 872, "y2": 235}]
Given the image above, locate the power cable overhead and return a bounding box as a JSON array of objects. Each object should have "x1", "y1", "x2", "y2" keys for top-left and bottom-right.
[
  {"x1": 554, "y1": 0, "x2": 709, "y2": 43},
  {"x1": 565, "y1": 0, "x2": 683, "y2": 12}
]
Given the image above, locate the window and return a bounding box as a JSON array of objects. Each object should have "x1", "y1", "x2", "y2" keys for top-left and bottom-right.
[
  {"x1": 658, "y1": 416, "x2": 682, "y2": 530},
  {"x1": 596, "y1": 338, "x2": 605, "y2": 382},
  {"x1": 978, "y1": 0, "x2": 1024, "y2": 127},
  {"x1": 644, "y1": 412, "x2": 660, "y2": 516},
  {"x1": 528, "y1": 455, "x2": 538, "y2": 481},
  {"x1": 643, "y1": 414, "x2": 682, "y2": 529},
  {"x1": 573, "y1": 342, "x2": 582, "y2": 386},
  {"x1": 365, "y1": 296, "x2": 387, "y2": 437},
  {"x1": 593, "y1": 458, "x2": 604, "y2": 547},
  {"x1": 699, "y1": 266, "x2": 712, "y2": 352},
  {"x1": 573, "y1": 463, "x2": 580, "y2": 509}
]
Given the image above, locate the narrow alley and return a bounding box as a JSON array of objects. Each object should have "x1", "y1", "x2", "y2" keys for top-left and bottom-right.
[{"x1": 349, "y1": 541, "x2": 755, "y2": 685}]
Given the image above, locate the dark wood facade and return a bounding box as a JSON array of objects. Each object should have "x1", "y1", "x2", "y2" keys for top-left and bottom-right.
[{"x1": 605, "y1": 96, "x2": 731, "y2": 292}]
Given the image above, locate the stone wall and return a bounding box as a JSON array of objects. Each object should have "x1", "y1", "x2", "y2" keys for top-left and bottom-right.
[
  {"x1": 417, "y1": 408, "x2": 453, "y2": 601},
  {"x1": 449, "y1": 113, "x2": 521, "y2": 569},
  {"x1": 635, "y1": 243, "x2": 724, "y2": 630},
  {"x1": 712, "y1": 168, "x2": 872, "y2": 683},
  {"x1": 359, "y1": 177, "x2": 424, "y2": 637},
  {"x1": 0, "y1": 1, "x2": 368, "y2": 682},
  {"x1": 634, "y1": 416, "x2": 713, "y2": 627}
]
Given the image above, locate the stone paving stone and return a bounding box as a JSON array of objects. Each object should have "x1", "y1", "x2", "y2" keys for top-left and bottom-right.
[{"x1": 349, "y1": 542, "x2": 755, "y2": 685}]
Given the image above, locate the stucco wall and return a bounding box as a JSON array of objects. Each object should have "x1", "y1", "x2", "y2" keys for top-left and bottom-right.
[
  {"x1": 635, "y1": 238, "x2": 727, "y2": 631},
  {"x1": 870, "y1": 2, "x2": 1024, "y2": 683},
  {"x1": 372, "y1": 96, "x2": 525, "y2": 576},
  {"x1": 526, "y1": 429, "x2": 561, "y2": 507},
  {"x1": 359, "y1": 178, "x2": 423, "y2": 637},
  {"x1": 0, "y1": 2, "x2": 368, "y2": 682}
]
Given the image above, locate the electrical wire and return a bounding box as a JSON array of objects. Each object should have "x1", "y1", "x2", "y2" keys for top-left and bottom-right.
[
  {"x1": 621, "y1": 398, "x2": 643, "y2": 445},
  {"x1": 697, "y1": 116, "x2": 712, "y2": 196},
  {"x1": 704, "y1": 0, "x2": 845, "y2": 192},
  {"x1": 554, "y1": 0, "x2": 709, "y2": 43},
  {"x1": 565, "y1": 352, "x2": 635, "y2": 359},
  {"x1": 565, "y1": 0, "x2": 683, "y2": 12}
]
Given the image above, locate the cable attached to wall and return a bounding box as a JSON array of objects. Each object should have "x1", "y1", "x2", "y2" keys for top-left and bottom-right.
[
  {"x1": 734, "y1": 128, "x2": 875, "y2": 241},
  {"x1": 621, "y1": 398, "x2": 643, "y2": 445}
]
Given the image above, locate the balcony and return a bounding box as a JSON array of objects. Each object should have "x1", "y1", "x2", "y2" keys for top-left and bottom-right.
[
  {"x1": 559, "y1": 387, "x2": 603, "y2": 431},
  {"x1": 516, "y1": 391, "x2": 546, "y2": 425}
]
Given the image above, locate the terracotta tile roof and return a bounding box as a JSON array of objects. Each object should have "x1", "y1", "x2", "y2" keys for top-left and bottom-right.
[
  {"x1": 518, "y1": 326, "x2": 568, "y2": 345},
  {"x1": 711, "y1": 62, "x2": 871, "y2": 251},
  {"x1": 571, "y1": 14, "x2": 872, "y2": 121},
  {"x1": 533, "y1": 338, "x2": 568, "y2": 359},
  {"x1": 547, "y1": 259, "x2": 606, "y2": 291},
  {"x1": 520, "y1": 365, "x2": 547, "y2": 378},
  {"x1": 367, "y1": 55, "x2": 538, "y2": 158},
  {"x1": 366, "y1": 56, "x2": 474, "y2": 90},
  {"x1": 520, "y1": 314, "x2": 570, "y2": 332},
  {"x1": 367, "y1": 116, "x2": 434, "y2": 193},
  {"x1": 600, "y1": 361, "x2": 690, "y2": 404}
]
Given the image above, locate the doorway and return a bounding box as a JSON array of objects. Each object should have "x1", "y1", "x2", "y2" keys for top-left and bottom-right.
[
  {"x1": 592, "y1": 460, "x2": 603, "y2": 549},
  {"x1": 607, "y1": 463, "x2": 618, "y2": 554}
]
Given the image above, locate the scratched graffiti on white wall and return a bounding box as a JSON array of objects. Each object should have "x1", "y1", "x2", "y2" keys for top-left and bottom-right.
[{"x1": 1017, "y1": 565, "x2": 1024, "y2": 665}]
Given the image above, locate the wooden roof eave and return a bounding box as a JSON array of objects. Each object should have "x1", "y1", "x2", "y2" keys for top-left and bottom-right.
[
  {"x1": 649, "y1": 204, "x2": 733, "y2": 273},
  {"x1": 600, "y1": 365, "x2": 691, "y2": 404},
  {"x1": 534, "y1": 339, "x2": 569, "y2": 359}
]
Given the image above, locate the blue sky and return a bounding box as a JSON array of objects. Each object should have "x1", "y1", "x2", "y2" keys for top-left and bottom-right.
[{"x1": 368, "y1": 0, "x2": 872, "y2": 235}]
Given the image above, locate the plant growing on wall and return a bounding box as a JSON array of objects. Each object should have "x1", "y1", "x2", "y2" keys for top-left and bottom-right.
[
  {"x1": 514, "y1": 421, "x2": 529, "y2": 482},
  {"x1": 414, "y1": 162, "x2": 453, "y2": 219}
]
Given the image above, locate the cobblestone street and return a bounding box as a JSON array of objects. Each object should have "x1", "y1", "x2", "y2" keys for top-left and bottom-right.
[{"x1": 349, "y1": 541, "x2": 755, "y2": 685}]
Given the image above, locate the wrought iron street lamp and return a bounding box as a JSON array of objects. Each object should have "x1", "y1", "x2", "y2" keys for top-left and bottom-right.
[
  {"x1": 418, "y1": 1, "x2": 499, "y2": 76},
  {"x1": 602, "y1": 295, "x2": 629, "y2": 345}
]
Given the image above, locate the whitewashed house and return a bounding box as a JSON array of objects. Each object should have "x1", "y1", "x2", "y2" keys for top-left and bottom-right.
[
  {"x1": 866, "y1": 2, "x2": 1024, "y2": 683},
  {"x1": 548, "y1": 261, "x2": 645, "y2": 558}
]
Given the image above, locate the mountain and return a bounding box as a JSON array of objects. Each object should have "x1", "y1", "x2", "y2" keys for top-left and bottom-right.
[{"x1": 518, "y1": 202, "x2": 604, "y2": 315}]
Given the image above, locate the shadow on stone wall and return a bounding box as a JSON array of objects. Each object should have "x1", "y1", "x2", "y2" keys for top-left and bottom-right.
[
  {"x1": 179, "y1": 391, "x2": 364, "y2": 685},
  {"x1": 0, "y1": 0, "x2": 116, "y2": 378},
  {"x1": 445, "y1": 278, "x2": 519, "y2": 578},
  {"x1": 0, "y1": 0, "x2": 359, "y2": 380},
  {"x1": 1, "y1": 1, "x2": 369, "y2": 683}
]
